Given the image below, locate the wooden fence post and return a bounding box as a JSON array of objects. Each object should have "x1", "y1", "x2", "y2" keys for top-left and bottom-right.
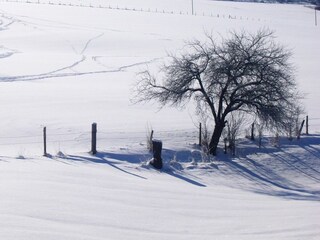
[
  {"x1": 91, "y1": 123, "x2": 97, "y2": 154},
  {"x1": 150, "y1": 140, "x2": 163, "y2": 169},
  {"x1": 43, "y1": 126, "x2": 47, "y2": 157},
  {"x1": 306, "y1": 115, "x2": 309, "y2": 135},
  {"x1": 199, "y1": 123, "x2": 202, "y2": 146},
  {"x1": 251, "y1": 122, "x2": 255, "y2": 141}
]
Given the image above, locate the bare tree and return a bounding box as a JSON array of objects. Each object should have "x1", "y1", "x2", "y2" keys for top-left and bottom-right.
[
  {"x1": 285, "y1": 105, "x2": 304, "y2": 140},
  {"x1": 226, "y1": 112, "x2": 246, "y2": 156},
  {"x1": 133, "y1": 29, "x2": 299, "y2": 155}
]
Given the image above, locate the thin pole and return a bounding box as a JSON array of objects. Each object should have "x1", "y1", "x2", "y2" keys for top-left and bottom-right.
[
  {"x1": 199, "y1": 123, "x2": 202, "y2": 146},
  {"x1": 306, "y1": 115, "x2": 309, "y2": 135},
  {"x1": 191, "y1": 0, "x2": 194, "y2": 15},
  {"x1": 43, "y1": 127, "x2": 47, "y2": 157}
]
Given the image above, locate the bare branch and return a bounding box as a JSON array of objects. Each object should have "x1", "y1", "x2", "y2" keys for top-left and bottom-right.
[{"x1": 132, "y1": 29, "x2": 301, "y2": 155}]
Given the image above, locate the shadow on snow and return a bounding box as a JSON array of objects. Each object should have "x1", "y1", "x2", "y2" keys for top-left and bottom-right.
[
  {"x1": 46, "y1": 134, "x2": 320, "y2": 200},
  {"x1": 54, "y1": 151, "x2": 207, "y2": 187}
]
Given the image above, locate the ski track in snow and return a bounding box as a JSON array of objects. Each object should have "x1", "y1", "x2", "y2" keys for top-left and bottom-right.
[
  {"x1": 80, "y1": 32, "x2": 105, "y2": 55},
  {"x1": 0, "y1": 12, "x2": 14, "y2": 25},
  {"x1": 42, "y1": 33, "x2": 107, "y2": 75},
  {"x1": 92, "y1": 56, "x2": 161, "y2": 71},
  {"x1": 0, "y1": 59, "x2": 160, "y2": 82},
  {"x1": 0, "y1": 27, "x2": 160, "y2": 82},
  {"x1": 0, "y1": 51, "x2": 15, "y2": 59},
  {"x1": 0, "y1": 10, "x2": 161, "y2": 81}
]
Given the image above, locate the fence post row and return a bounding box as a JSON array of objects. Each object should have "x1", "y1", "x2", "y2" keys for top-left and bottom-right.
[
  {"x1": 42, "y1": 123, "x2": 98, "y2": 157},
  {"x1": 6, "y1": 0, "x2": 248, "y2": 22},
  {"x1": 10, "y1": 115, "x2": 317, "y2": 157}
]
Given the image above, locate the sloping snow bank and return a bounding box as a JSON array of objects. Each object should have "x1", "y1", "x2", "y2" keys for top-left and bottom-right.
[{"x1": 0, "y1": 141, "x2": 319, "y2": 240}]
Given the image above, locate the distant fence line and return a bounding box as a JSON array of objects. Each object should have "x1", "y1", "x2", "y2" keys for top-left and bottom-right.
[
  {"x1": 0, "y1": 125, "x2": 197, "y2": 147},
  {"x1": 1, "y1": 0, "x2": 266, "y2": 23},
  {"x1": 0, "y1": 130, "x2": 90, "y2": 146},
  {"x1": 0, "y1": 115, "x2": 316, "y2": 158},
  {"x1": 0, "y1": 122, "x2": 199, "y2": 157}
]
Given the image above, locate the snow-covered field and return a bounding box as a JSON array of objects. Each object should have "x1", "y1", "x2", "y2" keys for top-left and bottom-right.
[{"x1": 0, "y1": 0, "x2": 319, "y2": 239}]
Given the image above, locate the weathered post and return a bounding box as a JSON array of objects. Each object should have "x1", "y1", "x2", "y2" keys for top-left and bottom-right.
[
  {"x1": 251, "y1": 122, "x2": 255, "y2": 141},
  {"x1": 91, "y1": 123, "x2": 97, "y2": 155},
  {"x1": 191, "y1": 0, "x2": 194, "y2": 15},
  {"x1": 199, "y1": 122, "x2": 202, "y2": 146},
  {"x1": 43, "y1": 126, "x2": 47, "y2": 157},
  {"x1": 306, "y1": 115, "x2": 309, "y2": 135},
  {"x1": 150, "y1": 140, "x2": 163, "y2": 169}
]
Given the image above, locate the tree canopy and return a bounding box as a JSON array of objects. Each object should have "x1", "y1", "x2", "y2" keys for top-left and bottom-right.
[{"x1": 134, "y1": 29, "x2": 300, "y2": 155}]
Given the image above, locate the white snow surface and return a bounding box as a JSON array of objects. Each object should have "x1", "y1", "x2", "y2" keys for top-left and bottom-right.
[{"x1": 0, "y1": 0, "x2": 320, "y2": 239}]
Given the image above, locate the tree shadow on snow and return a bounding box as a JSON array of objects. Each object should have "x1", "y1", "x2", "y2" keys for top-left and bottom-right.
[
  {"x1": 224, "y1": 159, "x2": 320, "y2": 201},
  {"x1": 224, "y1": 134, "x2": 320, "y2": 201},
  {"x1": 296, "y1": 134, "x2": 320, "y2": 159}
]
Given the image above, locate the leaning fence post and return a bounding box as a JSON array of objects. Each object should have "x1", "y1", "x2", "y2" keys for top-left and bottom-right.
[
  {"x1": 297, "y1": 120, "x2": 305, "y2": 140},
  {"x1": 43, "y1": 126, "x2": 47, "y2": 157},
  {"x1": 91, "y1": 123, "x2": 97, "y2": 154}
]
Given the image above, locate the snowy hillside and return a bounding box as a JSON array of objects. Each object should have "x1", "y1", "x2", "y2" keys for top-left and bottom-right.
[{"x1": 0, "y1": 0, "x2": 319, "y2": 239}]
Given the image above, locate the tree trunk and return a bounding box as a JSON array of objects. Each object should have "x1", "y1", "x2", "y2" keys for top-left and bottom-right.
[{"x1": 209, "y1": 122, "x2": 225, "y2": 155}]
